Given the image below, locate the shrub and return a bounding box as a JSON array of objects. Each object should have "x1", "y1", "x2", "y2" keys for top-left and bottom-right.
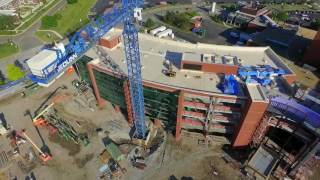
[
  {"x1": 211, "y1": 15, "x2": 222, "y2": 24},
  {"x1": 145, "y1": 18, "x2": 156, "y2": 28},
  {"x1": 0, "y1": 16, "x2": 17, "y2": 30},
  {"x1": 67, "y1": 0, "x2": 78, "y2": 4},
  {"x1": 221, "y1": 4, "x2": 237, "y2": 12},
  {"x1": 41, "y1": 14, "x2": 62, "y2": 28},
  {"x1": 163, "y1": 11, "x2": 193, "y2": 30},
  {"x1": 311, "y1": 19, "x2": 320, "y2": 31},
  {"x1": 0, "y1": 70, "x2": 5, "y2": 85},
  {"x1": 272, "y1": 11, "x2": 289, "y2": 22},
  {"x1": 6, "y1": 64, "x2": 25, "y2": 81}
]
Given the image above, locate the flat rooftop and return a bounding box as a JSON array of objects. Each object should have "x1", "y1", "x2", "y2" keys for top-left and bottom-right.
[
  {"x1": 247, "y1": 84, "x2": 268, "y2": 102},
  {"x1": 183, "y1": 52, "x2": 239, "y2": 66},
  {"x1": 101, "y1": 28, "x2": 122, "y2": 40},
  {"x1": 85, "y1": 29, "x2": 294, "y2": 97}
]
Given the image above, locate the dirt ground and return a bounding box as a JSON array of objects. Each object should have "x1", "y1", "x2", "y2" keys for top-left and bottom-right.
[
  {"x1": 120, "y1": 131, "x2": 244, "y2": 180},
  {"x1": 0, "y1": 72, "x2": 243, "y2": 180},
  {"x1": 310, "y1": 166, "x2": 320, "y2": 180},
  {"x1": 283, "y1": 59, "x2": 319, "y2": 88},
  {"x1": 0, "y1": 73, "x2": 130, "y2": 180}
]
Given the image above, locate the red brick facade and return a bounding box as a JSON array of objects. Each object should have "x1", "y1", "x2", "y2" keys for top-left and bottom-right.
[
  {"x1": 303, "y1": 31, "x2": 320, "y2": 68},
  {"x1": 181, "y1": 60, "x2": 238, "y2": 75},
  {"x1": 99, "y1": 35, "x2": 121, "y2": 49}
]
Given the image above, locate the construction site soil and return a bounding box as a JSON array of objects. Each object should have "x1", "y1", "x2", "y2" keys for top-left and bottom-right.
[{"x1": 0, "y1": 73, "x2": 245, "y2": 180}]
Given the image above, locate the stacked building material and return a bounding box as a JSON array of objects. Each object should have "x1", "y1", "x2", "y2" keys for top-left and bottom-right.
[{"x1": 103, "y1": 138, "x2": 125, "y2": 162}]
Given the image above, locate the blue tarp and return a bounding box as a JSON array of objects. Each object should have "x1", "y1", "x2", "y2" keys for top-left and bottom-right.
[{"x1": 223, "y1": 75, "x2": 239, "y2": 95}]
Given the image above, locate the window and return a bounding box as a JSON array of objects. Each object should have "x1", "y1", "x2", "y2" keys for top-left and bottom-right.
[{"x1": 183, "y1": 63, "x2": 202, "y2": 71}]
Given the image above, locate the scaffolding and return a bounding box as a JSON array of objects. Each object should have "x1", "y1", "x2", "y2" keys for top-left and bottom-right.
[
  {"x1": 204, "y1": 97, "x2": 217, "y2": 135},
  {"x1": 93, "y1": 70, "x2": 127, "y2": 108},
  {"x1": 143, "y1": 87, "x2": 178, "y2": 131},
  {"x1": 75, "y1": 55, "x2": 93, "y2": 82},
  {"x1": 79, "y1": 67, "x2": 179, "y2": 131}
]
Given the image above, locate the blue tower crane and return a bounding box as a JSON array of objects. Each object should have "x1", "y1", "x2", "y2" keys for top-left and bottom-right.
[
  {"x1": 28, "y1": 0, "x2": 147, "y2": 138},
  {"x1": 122, "y1": 1, "x2": 146, "y2": 139}
]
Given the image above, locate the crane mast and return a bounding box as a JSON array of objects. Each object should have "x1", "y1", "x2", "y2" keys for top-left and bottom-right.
[
  {"x1": 123, "y1": 20, "x2": 146, "y2": 138},
  {"x1": 122, "y1": 0, "x2": 146, "y2": 139}
]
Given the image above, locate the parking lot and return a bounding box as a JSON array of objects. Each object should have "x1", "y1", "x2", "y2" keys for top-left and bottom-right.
[{"x1": 287, "y1": 10, "x2": 320, "y2": 27}]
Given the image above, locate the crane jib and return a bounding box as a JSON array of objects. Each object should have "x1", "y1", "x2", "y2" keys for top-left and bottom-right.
[{"x1": 57, "y1": 53, "x2": 78, "y2": 72}]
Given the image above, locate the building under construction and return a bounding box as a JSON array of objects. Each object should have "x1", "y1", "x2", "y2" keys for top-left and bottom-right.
[{"x1": 76, "y1": 29, "x2": 320, "y2": 179}]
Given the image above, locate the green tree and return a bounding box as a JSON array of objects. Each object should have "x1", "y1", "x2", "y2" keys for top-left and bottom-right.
[
  {"x1": 311, "y1": 19, "x2": 320, "y2": 31},
  {"x1": 163, "y1": 11, "x2": 176, "y2": 24},
  {"x1": 163, "y1": 11, "x2": 192, "y2": 31},
  {"x1": 0, "y1": 16, "x2": 17, "y2": 30},
  {"x1": 272, "y1": 11, "x2": 289, "y2": 22},
  {"x1": 174, "y1": 15, "x2": 190, "y2": 30},
  {"x1": 0, "y1": 70, "x2": 5, "y2": 85},
  {"x1": 6, "y1": 64, "x2": 25, "y2": 81},
  {"x1": 221, "y1": 4, "x2": 237, "y2": 12},
  {"x1": 145, "y1": 18, "x2": 155, "y2": 28}
]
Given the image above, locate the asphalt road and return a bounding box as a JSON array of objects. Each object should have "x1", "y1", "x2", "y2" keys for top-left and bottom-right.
[
  {"x1": 144, "y1": 4, "x2": 232, "y2": 45},
  {"x1": 0, "y1": 0, "x2": 67, "y2": 51},
  {"x1": 0, "y1": 0, "x2": 67, "y2": 78},
  {"x1": 0, "y1": 22, "x2": 42, "y2": 52}
]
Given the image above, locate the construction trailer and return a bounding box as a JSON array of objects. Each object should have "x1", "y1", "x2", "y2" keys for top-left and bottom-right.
[
  {"x1": 156, "y1": 29, "x2": 173, "y2": 38},
  {"x1": 150, "y1": 26, "x2": 166, "y2": 36}
]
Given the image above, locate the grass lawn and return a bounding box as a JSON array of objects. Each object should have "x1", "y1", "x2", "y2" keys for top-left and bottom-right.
[
  {"x1": 17, "y1": 0, "x2": 61, "y2": 31},
  {"x1": 43, "y1": 0, "x2": 97, "y2": 36},
  {"x1": 35, "y1": 31, "x2": 62, "y2": 43},
  {"x1": 265, "y1": 3, "x2": 310, "y2": 11},
  {"x1": 0, "y1": 42, "x2": 19, "y2": 59},
  {"x1": 282, "y1": 58, "x2": 319, "y2": 88},
  {"x1": 0, "y1": 30, "x2": 20, "y2": 35},
  {"x1": 6, "y1": 64, "x2": 25, "y2": 81}
]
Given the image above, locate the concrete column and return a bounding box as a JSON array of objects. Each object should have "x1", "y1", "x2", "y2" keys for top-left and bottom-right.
[
  {"x1": 123, "y1": 80, "x2": 134, "y2": 126},
  {"x1": 175, "y1": 90, "x2": 185, "y2": 141},
  {"x1": 87, "y1": 64, "x2": 104, "y2": 108}
]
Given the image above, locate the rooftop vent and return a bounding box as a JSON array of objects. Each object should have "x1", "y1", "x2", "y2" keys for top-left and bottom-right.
[
  {"x1": 202, "y1": 54, "x2": 215, "y2": 63},
  {"x1": 222, "y1": 55, "x2": 237, "y2": 65}
]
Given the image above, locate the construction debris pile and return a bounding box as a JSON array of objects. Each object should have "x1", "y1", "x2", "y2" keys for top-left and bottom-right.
[
  {"x1": 95, "y1": 121, "x2": 165, "y2": 179},
  {"x1": 71, "y1": 80, "x2": 97, "y2": 111},
  {"x1": 34, "y1": 108, "x2": 89, "y2": 146}
]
